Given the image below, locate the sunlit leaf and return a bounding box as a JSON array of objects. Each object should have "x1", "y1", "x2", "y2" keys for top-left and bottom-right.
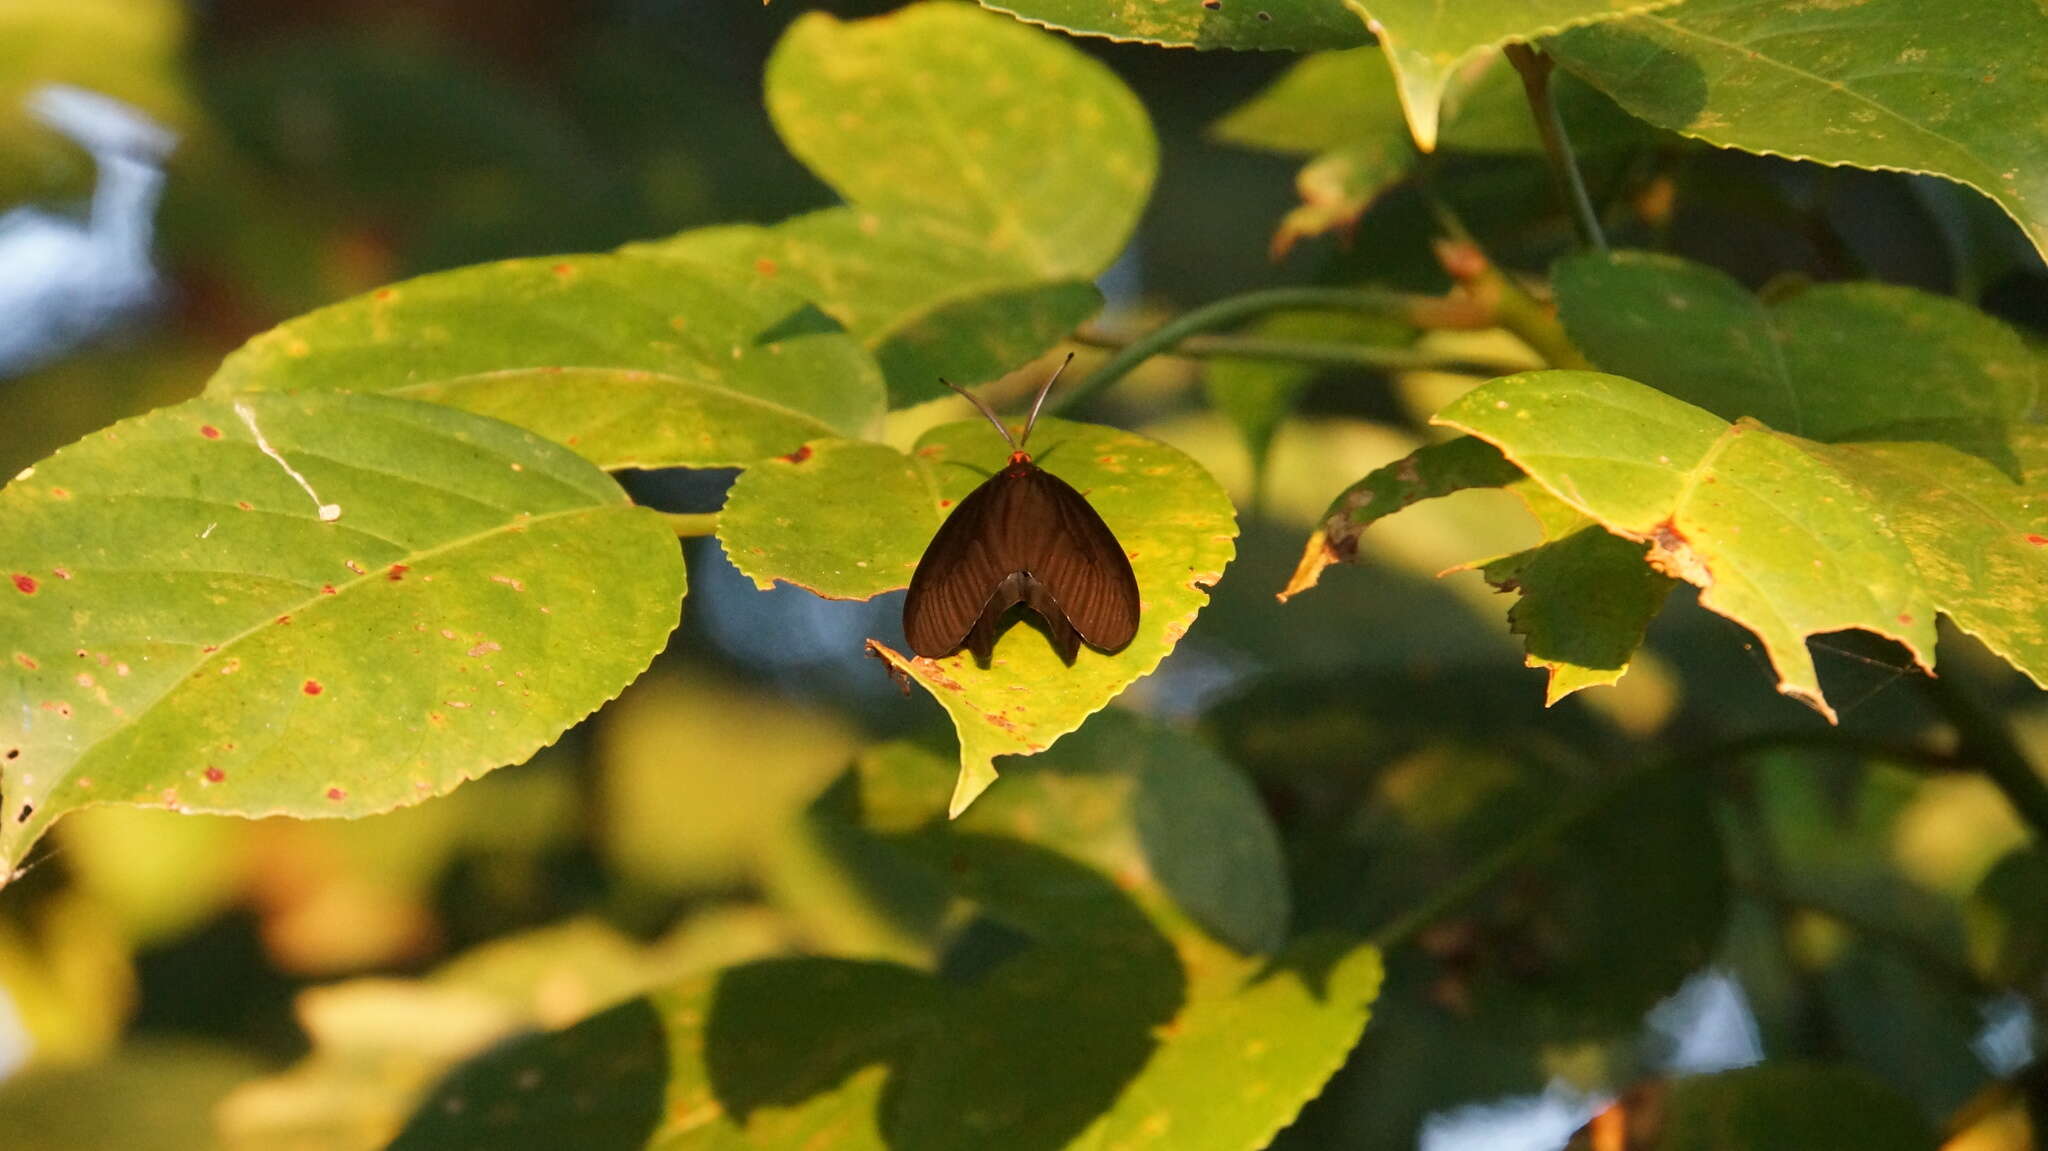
[
  {"x1": 977, "y1": 0, "x2": 1369, "y2": 51},
  {"x1": 1346, "y1": 0, "x2": 1680, "y2": 150},
  {"x1": 0, "y1": 392, "x2": 683, "y2": 873},
  {"x1": 204, "y1": 254, "x2": 884, "y2": 470},
  {"x1": 719, "y1": 419, "x2": 1235, "y2": 814},
  {"x1": 766, "y1": 4, "x2": 1156, "y2": 280},
  {"x1": 635, "y1": 210, "x2": 1103, "y2": 405},
  {"x1": 1549, "y1": 0, "x2": 2048, "y2": 263}
]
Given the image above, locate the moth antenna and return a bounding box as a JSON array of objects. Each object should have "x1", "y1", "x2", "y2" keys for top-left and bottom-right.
[
  {"x1": 1020, "y1": 352, "x2": 1074, "y2": 449},
  {"x1": 939, "y1": 377, "x2": 1017, "y2": 450}
]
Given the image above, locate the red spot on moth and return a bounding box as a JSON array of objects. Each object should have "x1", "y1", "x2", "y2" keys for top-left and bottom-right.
[
  {"x1": 236, "y1": 501, "x2": 254, "y2": 511},
  {"x1": 387, "y1": 564, "x2": 409, "y2": 581},
  {"x1": 14, "y1": 654, "x2": 36, "y2": 669},
  {"x1": 2027, "y1": 534, "x2": 2048, "y2": 546},
  {"x1": 782, "y1": 444, "x2": 814, "y2": 464},
  {"x1": 203, "y1": 767, "x2": 225, "y2": 783},
  {"x1": 303, "y1": 680, "x2": 323, "y2": 696},
  {"x1": 754, "y1": 257, "x2": 778, "y2": 277},
  {"x1": 51, "y1": 567, "x2": 71, "y2": 580},
  {"x1": 200, "y1": 424, "x2": 222, "y2": 439},
  {"x1": 326, "y1": 787, "x2": 346, "y2": 801},
  {"x1": 12, "y1": 574, "x2": 37, "y2": 594},
  {"x1": 321, "y1": 584, "x2": 337, "y2": 595}
]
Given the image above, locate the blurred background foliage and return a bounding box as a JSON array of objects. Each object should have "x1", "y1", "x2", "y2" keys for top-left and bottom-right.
[{"x1": 1, "y1": 0, "x2": 2045, "y2": 1148}]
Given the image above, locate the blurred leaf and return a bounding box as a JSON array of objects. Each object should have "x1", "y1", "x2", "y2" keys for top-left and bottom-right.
[
  {"x1": 1549, "y1": 0, "x2": 2048, "y2": 263},
  {"x1": 1201, "y1": 313, "x2": 1410, "y2": 495},
  {"x1": 0, "y1": 0, "x2": 194, "y2": 208},
  {"x1": 396, "y1": 724, "x2": 1381, "y2": 1150},
  {"x1": 1567, "y1": 1064, "x2": 1936, "y2": 1150},
  {"x1": 0, "y1": 890, "x2": 133, "y2": 1065},
  {"x1": 1967, "y1": 845, "x2": 2048, "y2": 990},
  {"x1": 54, "y1": 805, "x2": 243, "y2": 943},
  {"x1": 1554, "y1": 251, "x2": 2039, "y2": 461},
  {"x1": 634, "y1": 210, "x2": 1103, "y2": 405},
  {"x1": 766, "y1": 4, "x2": 1155, "y2": 281},
  {"x1": 599, "y1": 672, "x2": 857, "y2": 891},
  {"x1": 1346, "y1": 0, "x2": 1680, "y2": 150},
  {"x1": 0, "y1": 1039, "x2": 267, "y2": 1151},
  {"x1": 204, "y1": 253, "x2": 884, "y2": 470},
  {"x1": 221, "y1": 913, "x2": 795, "y2": 1151},
  {"x1": 976, "y1": 0, "x2": 1369, "y2": 51},
  {"x1": 0, "y1": 393, "x2": 682, "y2": 873},
  {"x1": 720, "y1": 418, "x2": 1236, "y2": 814}
]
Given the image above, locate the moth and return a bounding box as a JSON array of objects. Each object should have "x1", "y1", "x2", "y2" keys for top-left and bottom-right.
[{"x1": 902, "y1": 355, "x2": 1140, "y2": 664}]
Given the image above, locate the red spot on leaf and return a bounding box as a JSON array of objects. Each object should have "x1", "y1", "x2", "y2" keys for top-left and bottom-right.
[
  {"x1": 374, "y1": 288, "x2": 396, "y2": 302},
  {"x1": 754, "y1": 257, "x2": 778, "y2": 277},
  {"x1": 276, "y1": 615, "x2": 291, "y2": 625},
  {"x1": 2028, "y1": 534, "x2": 2048, "y2": 547},
  {"x1": 387, "y1": 564, "x2": 409, "y2": 581},
  {"x1": 321, "y1": 584, "x2": 337, "y2": 595},
  {"x1": 303, "y1": 680, "x2": 323, "y2": 696},
  {"x1": 938, "y1": 498, "x2": 953, "y2": 508},
  {"x1": 49, "y1": 487, "x2": 69, "y2": 500},
  {"x1": 12, "y1": 574, "x2": 37, "y2": 594},
  {"x1": 782, "y1": 444, "x2": 814, "y2": 464},
  {"x1": 204, "y1": 767, "x2": 225, "y2": 784},
  {"x1": 14, "y1": 654, "x2": 36, "y2": 670},
  {"x1": 1897, "y1": 613, "x2": 1915, "y2": 626},
  {"x1": 236, "y1": 501, "x2": 254, "y2": 511},
  {"x1": 200, "y1": 424, "x2": 222, "y2": 439},
  {"x1": 551, "y1": 262, "x2": 575, "y2": 278},
  {"x1": 326, "y1": 787, "x2": 346, "y2": 801}
]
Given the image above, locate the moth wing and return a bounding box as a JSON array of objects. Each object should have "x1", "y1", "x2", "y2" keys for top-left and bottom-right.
[
  {"x1": 902, "y1": 475, "x2": 1013, "y2": 658},
  {"x1": 1022, "y1": 468, "x2": 1140, "y2": 653}
]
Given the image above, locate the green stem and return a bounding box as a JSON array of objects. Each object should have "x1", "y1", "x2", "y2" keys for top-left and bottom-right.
[
  {"x1": 1053, "y1": 286, "x2": 1448, "y2": 413},
  {"x1": 1070, "y1": 327, "x2": 1532, "y2": 377},
  {"x1": 662, "y1": 512, "x2": 720, "y2": 538},
  {"x1": 1923, "y1": 672, "x2": 2048, "y2": 842},
  {"x1": 1504, "y1": 43, "x2": 1607, "y2": 253}
]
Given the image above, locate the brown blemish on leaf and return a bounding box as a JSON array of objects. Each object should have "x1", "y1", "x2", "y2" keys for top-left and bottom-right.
[
  {"x1": 15, "y1": 804, "x2": 31, "y2": 823},
  {"x1": 551, "y1": 263, "x2": 576, "y2": 280},
  {"x1": 782, "y1": 444, "x2": 814, "y2": 464},
  {"x1": 1276, "y1": 529, "x2": 1340, "y2": 603},
  {"x1": 754, "y1": 257, "x2": 778, "y2": 277},
  {"x1": 346, "y1": 560, "x2": 366, "y2": 574},
  {"x1": 467, "y1": 641, "x2": 501, "y2": 658},
  {"x1": 321, "y1": 584, "x2": 337, "y2": 595},
  {"x1": 48, "y1": 487, "x2": 69, "y2": 499},
  {"x1": 276, "y1": 615, "x2": 291, "y2": 625},
  {"x1": 490, "y1": 575, "x2": 525, "y2": 591},
  {"x1": 387, "y1": 564, "x2": 410, "y2": 580},
  {"x1": 200, "y1": 424, "x2": 222, "y2": 439},
  {"x1": 51, "y1": 567, "x2": 70, "y2": 580},
  {"x1": 1645, "y1": 519, "x2": 1710, "y2": 586},
  {"x1": 14, "y1": 654, "x2": 35, "y2": 670},
  {"x1": 236, "y1": 501, "x2": 254, "y2": 511}
]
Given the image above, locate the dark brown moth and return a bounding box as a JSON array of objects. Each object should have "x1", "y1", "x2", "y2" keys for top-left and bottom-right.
[{"x1": 902, "y1": 356, "x2": 1140, "y2": 664}]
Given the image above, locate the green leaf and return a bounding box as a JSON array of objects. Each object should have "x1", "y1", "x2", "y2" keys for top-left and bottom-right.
[
  {"x1": 1436, "y1": 371, "x2": 1949, "y2": 719},
  {"x1": 0, "y1": 0, "x2": 193, "y2": 209},
  {"x1": 635, "y1": 210, "x2": 1103, "y2": 405},
  {"x1": 0, "y1": 392, "x2": 683, "y2": 873},
  {"x1": 1966, "y1": 845, "x2": 2048, "y2": 989},
  {"x1": 1478, "y1": 525, "x2": 1675, "y2": 703},
  {"x1": 1547, "y1": 0, "x2": 2048, "y2": 264},
  {"x1": 1554, "y1": 251, "x2": 2040, "y2": 463},
  {"x1": 204, "y1": 254, "x2": 885, "y2": 470},
  {"x1": 766, "y1": 4, "x2": 1156, "y2": 280},
  {"x1": 1569, "y1": 1064, "x2": 1937, "y2": 1151},
  {"x1": 978, "y1": 0, "x2": 1369, "y2": 51},
  {"x1": 1550, "y1": 252, "x2": 2048, "y2": 691},
  {"x1": 719, "y1": 419, "x2": 1236, "y2": 815},
  {"x1": 1346, "y1": 0, "x2": 1681, "y2": 150},
  {"x1": 396, "y1": 725, "x2": 1380, "y2": 1151},
  {"x1": 0, "y1": 1040, "x2": 268, "y2": 1151}
]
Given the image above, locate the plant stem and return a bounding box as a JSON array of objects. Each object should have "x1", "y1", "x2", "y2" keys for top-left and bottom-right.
[
  {"x1": 662, "y1": 512, "x2": 720, "y2": 538},
  {"x1": 1053, "y1": 286, "x2": 1453, "y2": 413},
  {"x1": 1922, "y1": 672, "x2": 2048, "y2": 842},
  {"x1": 1503, "y1": 43, "x2": 1606, "y2": 253},
  {"x1": 1069, "y1": 326, "x2": 1533, "y2": 377}
]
